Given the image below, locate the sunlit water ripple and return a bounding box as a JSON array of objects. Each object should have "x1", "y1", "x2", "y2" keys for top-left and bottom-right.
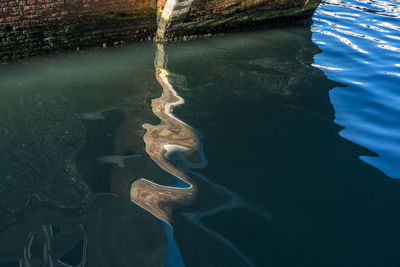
[{"x1": 312, "y1": 0, "x2": 400, "y2": 178}]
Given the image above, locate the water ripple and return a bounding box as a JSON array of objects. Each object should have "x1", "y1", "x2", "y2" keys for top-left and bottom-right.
[
  {"x1": 322, "y1": 0, "x2": 400, "y2": 17},
  {"x1": 359, "y1": 23, "x2": 390, "y2": 32},
  {"x1": 378, "y1": 43, "x2": 400, "y2": 51},
  {"x1": 334, "y1": 28, "x2": 387, "y2": 43},
  {"x1": 314, "y1": 29, "x2": 369, "y2": 53},
  {"x1": 313, "y1": 0, "x2": 400, "y2": 177},
  {"x1": 379, "y1": 21, "x2": 400, "y2": 30}
]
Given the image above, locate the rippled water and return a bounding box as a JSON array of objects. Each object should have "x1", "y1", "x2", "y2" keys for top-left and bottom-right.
[
  {"x1": 312, "y1": 0, "x2": 400, "y2": 177},
  {"x1": 0, "y1": 1, "x2": 399, "y2": 266}
]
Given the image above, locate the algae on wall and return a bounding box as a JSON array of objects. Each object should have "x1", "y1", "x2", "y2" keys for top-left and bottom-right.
[{"x1": 156, "y1": 0, "x2": 321, "y2": 41}]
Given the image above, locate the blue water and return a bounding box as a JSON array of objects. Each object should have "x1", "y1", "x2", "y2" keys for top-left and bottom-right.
[
  {"x1": 165, "y1": 176, "x2": 190, "y2": 267},
  {"x1": 169, "y1": 177, "x2": 191, "y2": 188},
  {"x1": 162, "y1": 221, "x2": 186, "y2": 267},
  {"x1": 312, "y1": 0, "x2": 400, "y2": 177}
]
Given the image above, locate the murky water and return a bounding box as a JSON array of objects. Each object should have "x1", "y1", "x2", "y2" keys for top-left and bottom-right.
[{"x1": 0, "y1": 0, "x2": 399, "y2": 266}]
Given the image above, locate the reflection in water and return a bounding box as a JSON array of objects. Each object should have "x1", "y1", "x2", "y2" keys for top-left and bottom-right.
[
  {"x1": 20, "y1": 224, "x2": 88, "y2": 267},
  {"x1": 0, "y1": 5, "x2": 399, "y2": 265},
  {"x1": 312, "y1": 0, "x2": 400, "y2": 177},
  {"x1": 133, "y1": 25, "x2": 358, "y2": 267},
  {"x1": 131, "y1": 43, "x2": 271, "y2": 266},
  {"x1": 153, "y1": 24, "x2": 400, "y2": 267},
  {"x1": 0, "y1": 49, "x2": 168, "y2": 267},
  {"x1": 0, "y1": 24, "x2": 344, "y2": 267},
  {"x1": 130, "y1": 43, "x2": 200, "y2": 224}
]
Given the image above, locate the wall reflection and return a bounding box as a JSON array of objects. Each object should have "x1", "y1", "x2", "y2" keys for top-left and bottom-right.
[{"x1": 0, "y1": 20, "x2": 395, "y2": 267}]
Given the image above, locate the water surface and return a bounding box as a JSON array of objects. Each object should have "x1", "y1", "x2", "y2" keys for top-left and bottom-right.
[
  {"x1": 0, "y1": 1, "x2": 400, "y2": 266},
  {"x1": 313, "y1": 0, "x2": 400, "y2": 177}
]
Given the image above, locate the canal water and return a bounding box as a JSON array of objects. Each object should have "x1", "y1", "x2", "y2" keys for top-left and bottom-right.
[{"x1": 0, "y1": 0, "x2": 399, "y2": 266}]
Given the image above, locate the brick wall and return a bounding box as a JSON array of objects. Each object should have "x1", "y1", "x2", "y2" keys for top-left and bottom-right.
[
  {"x1": 0, "y1": 0, "x2": 156, "y2": 26},
  {"x1": 0, "y1": 0, "x2": 157, "y2": 62},
  {"x1": 0, "y1": 0, "x2": 321, "y2": 62},
  {"x1": 189, "y1": 0, "x2": 305, "y2": 18}
]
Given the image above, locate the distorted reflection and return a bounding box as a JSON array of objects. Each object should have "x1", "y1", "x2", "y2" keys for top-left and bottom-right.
[
  {"x1": 313, "y1": 0, "x2": 400, "y2": 177},
  {"x1": 1, "y1": 8, "x2": 399, "y2": 266}
]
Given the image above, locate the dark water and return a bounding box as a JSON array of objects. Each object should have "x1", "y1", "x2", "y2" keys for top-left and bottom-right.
[{"x1": 0, "y1": 0, "x2": 399, "y2": 266}]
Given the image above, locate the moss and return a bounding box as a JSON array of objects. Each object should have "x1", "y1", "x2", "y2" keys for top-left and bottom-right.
[
  {"x1": 168, "y1": 13, "x2": 190, "y2": 24},
  {"x1": 159, "y1": 0, "x2": 320, "y2": 43}
]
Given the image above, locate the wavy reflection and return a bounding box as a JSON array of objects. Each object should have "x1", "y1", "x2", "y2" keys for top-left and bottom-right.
[
  {"x1": 0, "y1": 49, "x2": 171, "y2": 267},
  {"x1": 323, "y1": 0, "x2": 400, "y2": 18},
  {"x1": 129, "y1": 43, "x2": 274, "y2": 266},
  {"x1": 314, "y1": 29, "x2": 369, "y2": 53},
  {"x1": 130, "y1": 44, "x2": 200, "y2": 224},
  {"x1": 313, "y1": 0, "x2": 400, "y2": 177}
]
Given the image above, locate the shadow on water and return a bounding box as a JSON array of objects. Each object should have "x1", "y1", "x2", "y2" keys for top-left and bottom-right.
[{"x1": 0, "y1": 21, "x2": 399, "y2": 267}]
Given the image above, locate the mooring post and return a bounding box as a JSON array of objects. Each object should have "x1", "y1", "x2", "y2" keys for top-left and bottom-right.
[{"x1": 156, "y1": 0, "x2": 195, "y2": 41}]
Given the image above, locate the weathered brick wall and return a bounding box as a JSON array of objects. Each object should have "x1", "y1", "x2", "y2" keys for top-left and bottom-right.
[
  {"x1": 0, "y1": 0, "x2": 321, "y2": 62},
  {"x1": 0, "y1": 0, "x2": 157, "y2": 62},
  {"x1": 0, "y1": 0, "x2": 66, "y2": 25},
  {"x1": 0, "y1": 0, "x2": 155, "y2": 25},
  {"x1": 189, "y1": 0, "x2": 307, "y2": 19}
]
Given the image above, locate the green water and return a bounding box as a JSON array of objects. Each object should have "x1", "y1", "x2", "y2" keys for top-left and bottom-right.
[{"x1": 0, "y1": 23, "x2": 399, "y2": 267}]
